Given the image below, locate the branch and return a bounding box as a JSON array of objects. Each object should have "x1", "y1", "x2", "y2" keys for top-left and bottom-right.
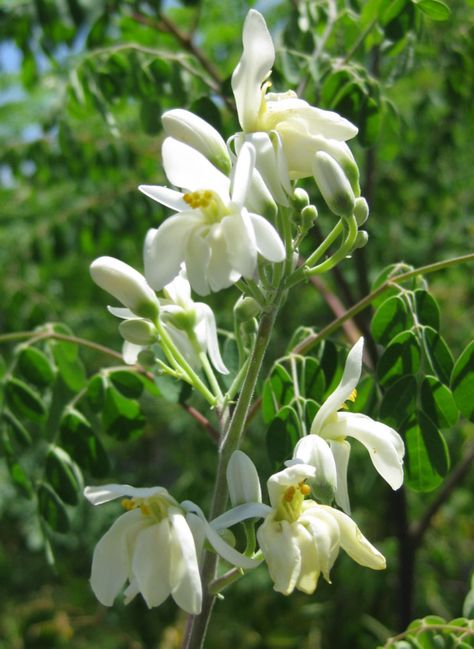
[
  {"x1": 182, "y1": 405, "x2": 219, "y2": 443},
  {"x1": 410, "y1": 442, "x2": 474, "y2": 548},
  {"x1": 292, "y1": 253, "x2": 474, "y2": 355}
]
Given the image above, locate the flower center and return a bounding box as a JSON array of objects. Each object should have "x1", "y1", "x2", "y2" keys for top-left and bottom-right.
[
  {"x1": 183, "y1": 190, "x2": 228, "y2": 224},
  {"x1": 276, "y1": 481, "x2": 311, "y2": 523},
  {"x1": 122, "y1": 495, "x2": 170, "y2": 522}
]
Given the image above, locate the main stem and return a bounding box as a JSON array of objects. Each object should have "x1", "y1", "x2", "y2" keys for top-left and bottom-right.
[{"x1": 182, "y1": 305, "x2": 279, "y2": 649}]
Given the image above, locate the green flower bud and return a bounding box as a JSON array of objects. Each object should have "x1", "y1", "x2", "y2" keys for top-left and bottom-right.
[
  {"x1": 291, "y1": 187, "x2": 310, "y2": 210},
  {"x1": 312, "y1": 151, "x2": 355, "y2": 219},
  {"x1": 354, "y1": 197, "x2": 369, "y2": 226},
  {"x1": 234, "y1": 296, "x2": 261, "y2": 322},
  {"x1": 354, "y1": 231, "x2": 369, "y2": 249},
  {"x1": 119, "y1": 319, "x2": 157, "y2": 345},
  {"x1": 300, "y1": 204, "x2": 318, "y2": 229}
]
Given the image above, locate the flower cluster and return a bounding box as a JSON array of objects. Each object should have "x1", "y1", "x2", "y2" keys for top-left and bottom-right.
[{"x1": 85, "y1": 8, "x2": 404, "y2": 617}]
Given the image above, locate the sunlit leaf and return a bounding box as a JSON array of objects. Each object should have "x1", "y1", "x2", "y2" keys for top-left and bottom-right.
[{"x1": 451, "y1": 341, "x2": 474, "y2": 421}]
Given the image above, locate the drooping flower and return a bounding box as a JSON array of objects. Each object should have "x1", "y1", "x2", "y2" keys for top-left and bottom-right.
[
  {"x1": 139, "y1": 138, "x2": 285, "y2": 295},
  {"x1": 84, "y1": 484, "x2": 203, "y2": 612},
  {"x1": 231, "y1": 9, "x2": 359, "y2": 191},
  {"x1": 293, "y1": 338, "x2": 405, "y2": 512},
  {"x1": 257, "y1": 463, "x2": 386, "y2": 595}
]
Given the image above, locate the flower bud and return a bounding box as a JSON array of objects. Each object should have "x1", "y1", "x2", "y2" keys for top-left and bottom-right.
[
  {"x1": 227, "y1": 451, "x2": 262, "y2": 506},
  {"x1": 291, "y1": 187, "x2": 310, "y2": 210},
  {"x1": 354, "y1": 231, "x2": 369, "y2": 249},
  {"x1": 312, "y1": 137, "x2": 360, "y2": 196},
  {"x1": 90, "y1": 257, "x2": 159, "y2": 320},
  {"x1": 162, "y1": 109, "x2": 231, "y2": 175},
  {"x1": 300, "y1": 204, "x2": 318, "y2": 229},
  {"x1": 119, "y1": 318, "x2": 157, "y2": 345},
  {"x1": 354, "y1": 197, "x2": 369, "y2": 226},
  {"x1": 164, "y1": 308, "x2": 197, "y2": 333},
  {"x1": 234, "y1": 296, "x2": 260, "y2": 322},
  {"x1": 312, "y1": 151, "x2": 355, "y2": 219}
]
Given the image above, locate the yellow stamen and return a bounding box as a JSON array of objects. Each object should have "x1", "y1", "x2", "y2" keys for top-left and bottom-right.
[
  {"x1": 283, "y1": 486, "x2": 295, "y2": 502},
  {"x1": 140, "y1": 502, "x2": 150, "y2": 516},
  {"x1": 299, "y1": 483, "x2": 311, "y2": 496},
  {"x1": 121, "y1": 498, "x2": 135, "y2": 510},
  {"x1": 341, "y1": 388, "x2": 358, "y2": 410}
]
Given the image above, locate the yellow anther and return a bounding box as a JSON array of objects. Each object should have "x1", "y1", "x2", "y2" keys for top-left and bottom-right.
[
  {"x1": 299, "y1": 483, "x2": 311, "y2": 496},
  {"x1": 283, "y1": 486, "x2": 296, "y2": 502},
  {"x1": 348, "y1": 388, "x2": 357, "y2": 403},
  {"x1": 121, "y1": 498, "x2": 135, "y2": 511},
  {"x1": 140, "y1": 502, "x2": 150, "y2": 516}
]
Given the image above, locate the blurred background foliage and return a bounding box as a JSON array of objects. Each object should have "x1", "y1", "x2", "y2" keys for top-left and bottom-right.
[{"x1": 0, "y1": 0, "x2": 473, "y2": 647}]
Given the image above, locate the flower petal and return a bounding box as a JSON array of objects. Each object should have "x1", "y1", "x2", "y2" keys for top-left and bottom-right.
[
  {"x1": 184, "y1": 228, "x2": 212, "y2": 295},
  {"x1": 144, "y1": 213, "x2": 200, "y2": 290},
  {"x1": 329, "y1": 439, "x2": 352, "y2": 514},
  {"x1": 231, "y1": 9, "x2": 275, "y2": 131},
  {"x1": 292, "y1": 435, "x2": 337, "y2": 494},
  {"x1": 89, "y1": 509, "x2": 144, "y2": 606},
  {"x1": 231, "y1": 141, "x2": 255, "y2": 206},
  {"x1": 226, "y1": 450, "x2": 262, "y2": 506},
  {"x1": 242, "y1": 132, "x2": 289, "y2": 205},
  {"x1": 257, "y1": 517, "x2": 301, "y2": 595},
  {"x1": 321, "y1": 506, "x2": 386, "y2": 570},
  {"x1": 132, "y1": 521, "x2": 172, "y2": 608},
  {"x1": 311, "y1": 337, "x2": 364, "y2": 434},
  {"x1": 293, "y1": 522, "x2": 320, "y2": 594},
  {"x1": 211, "y1": 503, "x2": 272, "y2": 530},
  {"x1": 248, "y1": 212, "x2": 285, "y2": 262},
  {"x1": 107, "y1": 306, "x2": 135, "y2": 319},
  {"x1": 195, "y1": 303, "x2": 229, "y2": 374},
  {"x1": 138, "y1": 185, "x2": 188, "y2": 211},
  {"x1": 162, "y1": 137, "x2": 230, "y2": 199},
  {"x1": 221, "y1": 210, "x2": 257, "y2": 279},
  {"x1": 301, "y1": 504, "x2": 340, "y2": 582},
  {"x1": 267, "y1": 463, "x2": 316, "y2": 509},
  {"x1": 168, "y1": 509, "x2": 202, "y2": 614},
  {"x1": 333, "y1": 412, "x2": 405, "y2": 490},
  {"x1": 84, "y1": 484, "x2": 171, "y2": 505},
  {"x1": 122, "y1": 341, "x2": 143, "y2": 365}
]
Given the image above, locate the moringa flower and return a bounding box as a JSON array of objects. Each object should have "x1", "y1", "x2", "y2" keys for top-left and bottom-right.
[
  {"x1": 84, "y1": 484, "x2": 203, "y2": 613},
  {"x1": 293, "y1": 338, "x2": 405, "y2": 512},
  {"x1": 140, "y1": 138, "x2": 285, "y2": 295},
  {"x1": 257, "y1": 463, "x2": 386, "y2": 595},
  {"x1": 231, "y1": 9, "x2": 358, "y2": 185}
]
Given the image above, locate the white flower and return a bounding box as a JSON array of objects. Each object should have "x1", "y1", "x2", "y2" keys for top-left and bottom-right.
[
  {"x1": 110, "y1": 270, "x2": 228, "y2": 373},
  {"x1": 256, "y1": 463, "x2": 386, "y2": 595},
  {"x1": 139, "y1": 138, "x2": 285, "y2": 295},
  {"x1": 293, "y1": 338, "x2": 405, "y2": 513},
  {"x1": 231, "y1": 10, "x2": 358, "y2": 182},
  {"x1": 84, "y1": 484, "x2": 203, "y2": 613}
]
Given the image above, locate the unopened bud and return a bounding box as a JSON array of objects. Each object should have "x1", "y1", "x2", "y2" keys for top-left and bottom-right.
[
  {"x1": 164, "y1": 308, "x2": 197, "y2": 333},
  {"x1": 291, "y1": 187, "x2": 310, "y2": 210},
  {"x1": 354, "y1": 231, "x2": 369, "y2": 249},
  {"x1": 234, "y1": 296, "x2": 260, "y2": 322},
  {"x1": 300, "y1": 204, "x2": 318, "y2": 229},
  {"x1": 313, "y1": 151, "x2": 355, "y2": 219},
  {"x1": 354, "y1": 197, "x2": 369, "y2": 226},
  {"x1": 90, "y1": 256, "x2": 159, "y2": 320},
  {"x1": 119, "y1": 318, "x2": 157, "y2": 345},
  {"x1": 227, "y1": 450, "x2": 262, "y2": 506},
  {"x1": 312, "y1": 137, "x2": 360, "y2": 196},
  {"x1": 162, "y1": 109, "x2": 231, "y2": 175}
]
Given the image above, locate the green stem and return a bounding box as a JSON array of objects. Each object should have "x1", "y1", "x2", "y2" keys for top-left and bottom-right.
[
  {"x1": 305, "y1": 215, "x2": 358, "y2": 275},
  {"x1": 182, "y1": 305, "x2": 280, "y2": 649},
  {"x1": 292, "y1": 253, "x2": 474, "y2": 355}
]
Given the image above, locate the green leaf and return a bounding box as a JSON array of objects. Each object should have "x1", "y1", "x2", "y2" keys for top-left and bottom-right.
[
  {"x1": 140, "y1": 99, "x2": 162, "y2": 135},
  {"x1": 50, "y1": 325, "x2": 86, "y2": 391},
  {"x1": 299, "y1": 357, "x2": 326, "y2": 404},
  {"x1": 102, "y1": 387, "x2": 145, "y2": 440},
  {"x1": 371, "y1": 295, "x2": 410, "y2": 345},
  {"x1": 153, "y1": 373, "x2": 183, "y2": 403},
  {"x1": 262, "y1": 363, "x2": 294, "y2": 424},
  {"x1": 450, "y1": 341, "x2": 474, "y2": 421},
  {"x1": 45, "y1": 446, "x2": 82, "y2": 506},
  {"x1": 377, "y1": 330, "x2": 421, "y2": 387},
  {"x1": 420, "y1": 376, "x2": 458, "y2": 429},
  {"x1": 348, "y1": 376, "x2": 376, "y2": 414},
  {"x1": 60, "y1": 409, "x2": 110, "y2": 478},
  {"x1": 320, "y1": 340, "x2": 344, "y2": 395},
  {"x1": 266, "y1": 405, "x2": 300, "y2": 471},
  {"x1": 421, "y1": 327, "x2": 454, "y2": 385},
  {"x1": 17, "y1": 346, "x2": 55, "y2": 387},
  {"x1": 3, "y1": 409, "x2": 32, "y2": 447},
  {"x1": 86, "y1": 374, "x2": 106, "y2": 411},
  {"x1": 109, "y1": 370, "x2": 144, "y2": 399},
  {"x1": 370, "y1": 262, "x2": 413, "y2": 309},
  {"x1": 380, "y1": 375, "x2": 417, "y2": 428},
  {"x1": 412, "y1": 0, "x2": 451, "y2": 21},
  {"x1": 414, "y1": 289, "x2": 440, "y2": 330},
  {"x1": 403, "y1": 411, "x2": 450, "y2": 492},
  {"x1": 4, "y1": 377, "x2": 46, "y2": 422},
  {"x1": 1, "y1": 430, "x2": 33, "y2": 497},
  {"x1": 38, "y1": 483, "x2": 70, "y2": 533}
]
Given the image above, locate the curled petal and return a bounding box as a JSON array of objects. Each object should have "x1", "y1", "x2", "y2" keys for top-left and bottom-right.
[
  {"x1": 231, "y1": 9, "x2": 275, "y2": 131},
  {"x1": 248, "y1": 212, "x2": 285, "y2": 262},
  {"x1": 292, "y1": 435, "x2": 338, "y2": 494},
  {"x1": 168, "y1": 510, "x2": 202, "y2": 614},
  {"x1": 321, "y1": 506, "x2": 386, "y2": 570},
  {"x1": 311, "y1": 337, "x2": 364, "y2": 435}
]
